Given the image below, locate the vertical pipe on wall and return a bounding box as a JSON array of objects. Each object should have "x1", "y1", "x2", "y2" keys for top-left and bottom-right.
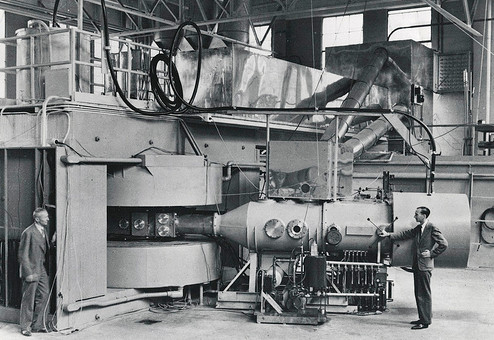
[
  {"x1": 265, "y1": 115, "x2": 270, "y2": 199},
  {"x1": 333, "y1": 116, "x2": 338, "y2": 202},
  {"x1": 78, "y1": 0, "x2": 84, "y2": 30},
  {"x1": 2, "y1": 149, "x2": 8, "y2": 307},
  {"x1": 486, "y1": 0, "x2": 492, "y2": 124}
]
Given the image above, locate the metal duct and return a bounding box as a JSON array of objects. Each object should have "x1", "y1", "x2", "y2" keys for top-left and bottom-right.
[
  {"x1": 154, "y1": 5, "x2": 179, "y2": 50},
  {"x1": 341, "y1": 116, "x2": 392, "y2": 158},
  {"x1": 295, "y1": 78, "x2": 353, "y2": 109},
  {"x1": 217, "y1": 0, "x2": 250, "y2": 44},
  {"x1": 321, "y1": 47, "x2": 388, "y2": 141}
]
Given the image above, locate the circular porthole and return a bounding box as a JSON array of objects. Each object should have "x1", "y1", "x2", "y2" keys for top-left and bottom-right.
[
  {"x1": 326, "y1": 224, "x2": 342, "y2": 245},
  {"x1": 264, "y1": 219, "x2": 285, "y2": 239},
  {"x1": 287, "y1": 219, "x2": 308, "y2": 239}
]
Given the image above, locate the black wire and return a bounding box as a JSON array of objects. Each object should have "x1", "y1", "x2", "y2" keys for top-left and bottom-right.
[
  {"x1": 100, "y1": 0, "x2": 177, "y2": 116},
  {"x1": 132, "y1": 146, "x2": 179, "y2": 157},
  {"x1": 52, "y1": 0, "x2": 61, "y2": 28},
  {"x1": 287, "y1": 115, "x2": 308, "y2": 141},
  {"x1": 149, "y1": 53, "x2": 183, "y2": 111},
  {"x1": 167, "y1": 21, "x2": 203, "y2": 111},
  {"x1": 479, "y1": 208, "x2": 494, "y2": 245},
  {"x1": 54, "y1": 140, "x2": 86, "y2": 157},
  {"x1": 406, "y1": 116, "x2": 430, "y2": 161}
]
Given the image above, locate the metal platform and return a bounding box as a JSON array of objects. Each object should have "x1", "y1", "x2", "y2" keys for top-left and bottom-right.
[{"x1": 255, "y1": 308, "x2": 328, "y2": 325}]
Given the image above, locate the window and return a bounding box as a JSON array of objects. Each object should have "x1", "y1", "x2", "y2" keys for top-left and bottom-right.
[
  {"x1": 323, "y1": 14, "x2": 363, "y2": 48},
  {"x1": 322, "y1": 14, "x2": 363, "y2": 67},
  {"x1": 249, "y1": 24, "x2": 272, "y2": 55},
  {"x1": 388, "y1": 7, "x2": 432, "y2": 48},
  {"x1": 0, "y1": 10, "x2": 4, "y2": 98}
]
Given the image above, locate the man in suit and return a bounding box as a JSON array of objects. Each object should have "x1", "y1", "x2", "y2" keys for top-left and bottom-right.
[
  {"x1": 380, "y1": 206, "x2": 448, "y2": 330},
  {"x1": 18, "y1": 208, "x2": 51, "y2": 336}
]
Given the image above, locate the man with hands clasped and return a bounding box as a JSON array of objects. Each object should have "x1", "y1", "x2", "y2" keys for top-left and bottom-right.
[
  {"x1": 379, "y1": 206, "x2": 448, "y2": 330},
  {"x1": 18, "y1": 208, "x2": 55, "y2": 336}
]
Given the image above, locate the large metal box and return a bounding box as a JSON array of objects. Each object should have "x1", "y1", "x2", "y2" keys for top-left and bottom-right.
[
  {"x1": 268, "y1": 141, "x2": 353, "y2": 200},
  {"x1": 107, "y1": 154, "x2": 222, "y2": 207},
  {"x1": 176, "y1": 46, "x2": 341, "y2": 111},
  {"x1": 325, "y1": 40, "x2": 434, "y2": 109}
]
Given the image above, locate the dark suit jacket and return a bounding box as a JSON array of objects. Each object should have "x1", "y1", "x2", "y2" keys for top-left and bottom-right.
[
  {"x1": 390, "y1": 222, "x2": 448, "y2": 271},
  {"x1": 18, "y1": 224, "x2": 49, "y2": 279}
]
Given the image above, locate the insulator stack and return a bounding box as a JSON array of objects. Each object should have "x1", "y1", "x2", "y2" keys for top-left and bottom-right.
[{"x1": 327, "y1": 250, "x2": 387, "y2": 312}]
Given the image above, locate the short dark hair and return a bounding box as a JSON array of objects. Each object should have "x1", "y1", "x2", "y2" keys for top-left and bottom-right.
[
  {"x1": 33, "y1": 207, "x2": 47, "y2": 219},
  {"x1": 416, "y1": 206, "x2": 430, "y2": 218}
]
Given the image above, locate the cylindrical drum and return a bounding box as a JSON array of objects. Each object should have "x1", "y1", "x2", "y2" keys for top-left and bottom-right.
[{"x1": 15, "y1": 27, "x2": 50, "y2": 102}]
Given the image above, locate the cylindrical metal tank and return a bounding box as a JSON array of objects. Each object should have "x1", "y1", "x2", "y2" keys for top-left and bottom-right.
[
  {"x1": 15, "y1": 23, "x2": 87, "y2": 102},
  {"x1": 216, "y1": 200, "x2": 321, "y2": 252},
  {"x1": 216, "y1": 0, "x2": 250, "y2": 44},
  {"x1": 213, "y1": 199, "x2": 391, "y2": 253},
  {"x1": 390, "y1": 192, "x2": 471, "y2": 267},
  {"x1": 178, "y1": 194, "x2": 470, "y2": 268},
  {"x1": 322, "y1": 200, "x2": 392, "y2": 252},
  {"x1": 15, "y1": 26, "x2": 50, "y2": 102}
]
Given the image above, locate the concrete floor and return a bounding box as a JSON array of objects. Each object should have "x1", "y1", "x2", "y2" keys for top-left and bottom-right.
[{"x1": 1, "y1": 267, "x2": 493, "y2": 339}]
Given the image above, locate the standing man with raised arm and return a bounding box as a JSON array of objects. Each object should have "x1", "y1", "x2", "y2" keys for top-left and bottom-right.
[
  {"x1": 380, "y1": 206, "x2": 448, "y2": 330},
  {"x1": 18, "y1": 207, "x2": 52, "y2": 336}
]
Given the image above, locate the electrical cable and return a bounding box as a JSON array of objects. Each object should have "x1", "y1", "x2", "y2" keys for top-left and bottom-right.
[
  {"x1": 52, "y1": 0, "x2": 61, "y2": 27},
  {"x1": 479, "y1": 208, "x2": 494, "y2": 245},
  {"x1": 100, "y1": 0, "x2": 178, "y2": 116},
  {"x1": 149, "y1": 53, "x2": 183, "y2": 111},
  {"x1": 167, "y1": 21, "x2": 203, "y2": 112}
]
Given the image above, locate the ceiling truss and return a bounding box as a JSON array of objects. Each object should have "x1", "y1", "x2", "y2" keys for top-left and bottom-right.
[{"x1": 0, "y1": 0, "x2": 479, "y2": 47}]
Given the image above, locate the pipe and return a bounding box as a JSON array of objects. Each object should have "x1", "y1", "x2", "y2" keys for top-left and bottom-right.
[
  {"x1": 0, "y1": 104, "x2": 41, "y2": 116},
  {"x1": 486, "y1": 0, "x2": 492, "y2": 124},
  {"x1": 38, "y1": 110, "x2": 72, "y2": 144},
  {"x1": 295, "y1": 78, "x2": 353, "y2": 109},
  {"x1": 321, "y1": 48, "x2": 389, "y2": 141},
  {"x1": 60, "y1": 155, "x2": 143, "y2": 165},
  {"x1": 216, "y1": 0, "x2": 250, "y2": 44},
  {"x1": 2, "y1": 150, "x2": 8, "y2": 306},
  {"x1": 27, "y1": 20, "x2": 50, "y2": 32},
  {"x1": 353, "y1": 172, "x2": 477, "y2": 180},
  {"x1": 40, "y1": 96, "x2": 70, "y2": 147},
  {"x1": 175, "y1": 214, "x2": 215, "y2": 235},
  {"x1": 65, "y1": 289, "x2": 184, "y2": 312},
  {"x1": 341, "y1": 116, "x2": 392, "y2": 158},
  {"x1": 222, "y1": 161, "x2": 263, "y2": 181},
  {"x1": 333, "y1": 116, "x2": 339, "y2": 201}
]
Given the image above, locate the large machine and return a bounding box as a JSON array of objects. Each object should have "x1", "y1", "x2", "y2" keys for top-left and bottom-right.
[{"x1": 0, "y1": 17, "x2": 487, "y2": 330}]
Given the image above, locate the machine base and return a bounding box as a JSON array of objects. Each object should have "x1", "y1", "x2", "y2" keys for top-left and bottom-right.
[
  {"x1": 107, "y1": 239, "x2": 221, "y2": 288},
  {"x1": 255, "y1": 309, "x2": 328, "y2": 325}
]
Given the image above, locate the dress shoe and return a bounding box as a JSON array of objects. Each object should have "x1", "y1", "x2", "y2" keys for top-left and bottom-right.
[
  {"x1": 410, "y1": 320, "x2": 423, "y2": 325},
  {"x1": 21, "y1": 329, "x2": 32, "y2": 336},
  {"x1": 411, "y1": 323, "x2": 429, "y2": 330},
  {"x1": 32, "y1": 328, "x2": 48, "y2": 333}
]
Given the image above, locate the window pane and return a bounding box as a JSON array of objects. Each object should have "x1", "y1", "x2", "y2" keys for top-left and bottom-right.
[
  {"x1": 249, "y1": 25, "x2": 272, "y2": 55},
  {"x1": 323, "y1": 14, "x2": 363, "y2": 48},
  {"x1": 0, "y1": 10, "x2": 4, "y2": 98},
  {"x1": 388, "y1": 7, "x2": 431, "y2": 45}
]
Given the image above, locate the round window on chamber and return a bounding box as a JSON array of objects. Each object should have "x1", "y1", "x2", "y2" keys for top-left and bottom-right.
[
  {"x1": 287, "y1": 219, "x2": 308, "y2": 239},
  {"x1": 264, "y1": 219, "x2": 285, "y2": 239}
]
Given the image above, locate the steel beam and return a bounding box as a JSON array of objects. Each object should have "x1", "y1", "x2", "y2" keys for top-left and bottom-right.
[{"x1": 421, "y1": 0, "x2": 482, "y2": 37}]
